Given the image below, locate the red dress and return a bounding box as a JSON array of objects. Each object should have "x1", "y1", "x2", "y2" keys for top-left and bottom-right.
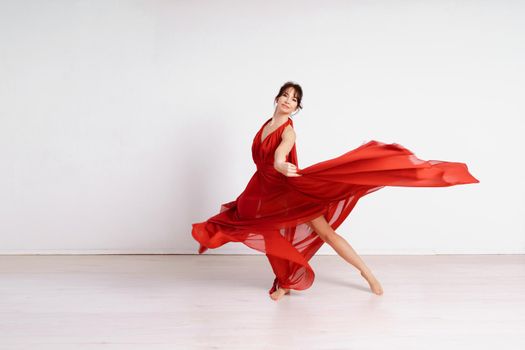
[{"x1": 191, "y1": 117, "x2": 479, "y2": 295}]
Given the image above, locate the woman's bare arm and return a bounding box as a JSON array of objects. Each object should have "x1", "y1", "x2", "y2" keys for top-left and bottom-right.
[{"x1": 274, "y1": 125, "x2": 301, "y2": 177}]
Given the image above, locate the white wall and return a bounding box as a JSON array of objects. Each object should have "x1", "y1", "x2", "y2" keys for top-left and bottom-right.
[{"x1": 1, "y1": 0, "x2": 523, "y2": 254}]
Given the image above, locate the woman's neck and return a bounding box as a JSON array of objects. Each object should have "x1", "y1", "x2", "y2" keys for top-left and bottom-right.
[{"x1": 270, "y1": 113, "x2": 290, "y2": 125}]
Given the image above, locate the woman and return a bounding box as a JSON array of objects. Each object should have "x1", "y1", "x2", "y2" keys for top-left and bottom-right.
[{"x1": 192, "y1": 81, "x2": 479, "y2": 301}]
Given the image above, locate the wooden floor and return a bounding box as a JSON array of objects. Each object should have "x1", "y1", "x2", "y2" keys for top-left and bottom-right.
[{"x1": 0, "y1": 254, "x2": 523, "y2": 349}]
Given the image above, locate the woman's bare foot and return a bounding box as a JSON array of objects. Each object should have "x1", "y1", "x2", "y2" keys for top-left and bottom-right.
[
  {"x1": 360, "y1": 270, "x2": 383, "y2": 295},
  {"x1": 270, "y1": 287, "x2": 290, "y2": 301}
]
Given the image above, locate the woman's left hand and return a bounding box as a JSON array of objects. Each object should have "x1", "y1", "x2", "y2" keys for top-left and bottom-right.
[{"x1": 274, "y1": 161, "x2": 302, "y2": 177}]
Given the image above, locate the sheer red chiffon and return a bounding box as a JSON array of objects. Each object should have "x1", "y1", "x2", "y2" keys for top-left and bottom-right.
[{"x1": 191, "y1": 117, "x2": 479, "y2": 294}]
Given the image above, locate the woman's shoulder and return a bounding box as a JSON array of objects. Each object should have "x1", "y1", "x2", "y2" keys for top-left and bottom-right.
[
  {"x1": 284, "y1": 117, "x2": 295, "y2": 130},
  {"x1": 282, "y1": 124, "x2": 296, "y2": 140}
]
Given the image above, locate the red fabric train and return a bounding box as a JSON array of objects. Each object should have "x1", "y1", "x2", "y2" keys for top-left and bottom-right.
[{"x1": 191, "y1": 117, "x2": 479, "y2": 295}]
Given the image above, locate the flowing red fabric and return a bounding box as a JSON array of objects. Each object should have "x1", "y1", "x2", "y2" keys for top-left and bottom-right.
[{"x1": 191, "y1": 117, "x2": 479, "y2": 294}]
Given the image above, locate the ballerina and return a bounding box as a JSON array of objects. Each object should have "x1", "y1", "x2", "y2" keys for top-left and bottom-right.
[{"x1": 192, "y1": 81, "x2": 478, "y2": 302}]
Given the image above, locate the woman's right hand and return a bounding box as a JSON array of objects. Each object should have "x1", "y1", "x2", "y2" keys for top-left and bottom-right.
[{"x1": 274, "y1": 161, "x2": 302, "y2": 177}]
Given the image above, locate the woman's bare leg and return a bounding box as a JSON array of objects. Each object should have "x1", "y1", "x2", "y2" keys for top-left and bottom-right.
[{"x1": 308, "y1": 215, "x2": 383, "y2": 295}]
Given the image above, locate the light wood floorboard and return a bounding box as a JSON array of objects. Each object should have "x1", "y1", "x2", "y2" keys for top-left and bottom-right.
[{"x1": 0, "y1": 254, "x2": 523, "y2": 349}]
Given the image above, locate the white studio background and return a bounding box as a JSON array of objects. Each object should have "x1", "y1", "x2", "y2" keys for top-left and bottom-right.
[{"x1": 0, "y1": 0, "x2": 523, "y2": 255}]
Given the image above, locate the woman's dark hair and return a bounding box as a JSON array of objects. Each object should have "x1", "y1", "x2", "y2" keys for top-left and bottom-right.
[{"x1": 274, "y1": 81, "x2": 303, "y2": 115}]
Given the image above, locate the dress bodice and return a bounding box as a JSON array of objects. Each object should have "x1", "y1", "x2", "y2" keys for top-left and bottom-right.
[{"x1": 251, "y1": 117, "x2": 298, "y2": 173}]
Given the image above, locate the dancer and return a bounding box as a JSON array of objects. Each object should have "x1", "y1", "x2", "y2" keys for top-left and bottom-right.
[{"x1": 191, "y1": 81, "x2": 479, "y2": 301}]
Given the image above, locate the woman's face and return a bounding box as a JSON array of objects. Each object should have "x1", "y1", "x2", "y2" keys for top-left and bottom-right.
[{"x1": 276, "y1": 87, "x2": 299, "y2": 115}]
